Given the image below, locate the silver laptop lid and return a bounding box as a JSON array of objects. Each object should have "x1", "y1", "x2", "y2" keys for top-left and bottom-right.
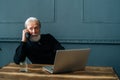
[{"x1": 53, "y1": 48, "x2": 90, "y2": 73}]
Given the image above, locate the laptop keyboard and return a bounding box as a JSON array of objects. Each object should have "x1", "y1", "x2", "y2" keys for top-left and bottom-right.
[{"x1": 45, "y1": 66, "x2": 54, "y2": 70}]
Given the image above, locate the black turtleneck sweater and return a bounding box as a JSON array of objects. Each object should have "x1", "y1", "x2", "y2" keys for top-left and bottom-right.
[{"x1": 14, "y1": 34, "x2": 64, "y2": 64}]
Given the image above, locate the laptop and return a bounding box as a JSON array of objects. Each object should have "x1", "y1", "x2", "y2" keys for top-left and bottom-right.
[{"x1": 42, "y1": 48, "x2": 90, "y2": 74}]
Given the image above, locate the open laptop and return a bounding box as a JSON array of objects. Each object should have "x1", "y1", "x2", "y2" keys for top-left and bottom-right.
[{"x1": 42, "y1": 48, "x2": 90, "y2": 74}]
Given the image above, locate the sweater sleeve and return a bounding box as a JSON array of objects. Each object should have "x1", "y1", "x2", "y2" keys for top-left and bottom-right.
[{"x1": 13, "y1": 42, "x2": 27, "y2": 64}]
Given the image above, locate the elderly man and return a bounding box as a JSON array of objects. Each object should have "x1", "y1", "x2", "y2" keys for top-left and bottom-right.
[{"x1": 14, "y1": 17, "x2": 64, "y2": 64}]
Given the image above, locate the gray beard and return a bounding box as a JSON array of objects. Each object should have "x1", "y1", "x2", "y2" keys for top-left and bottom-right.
[{"x1": 30, "y1": 35, "x2": 41, "y2": 42}]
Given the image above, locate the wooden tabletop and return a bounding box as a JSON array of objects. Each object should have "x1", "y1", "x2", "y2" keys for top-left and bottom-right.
[{"x1": 0, "y1": 63, "x2": 119, "y2": 80}]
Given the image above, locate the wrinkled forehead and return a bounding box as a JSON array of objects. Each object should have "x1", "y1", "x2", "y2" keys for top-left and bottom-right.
[
  {"x1": 25, "y1": 19, "x2": 41, "y2": 28},
  {"x1": 26, "y1": 21, "x2": 40, "y2": 29}
]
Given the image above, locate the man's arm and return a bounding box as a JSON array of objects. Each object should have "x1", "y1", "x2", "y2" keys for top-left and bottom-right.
[{"x1": 13, "y1": 42, "x2": 27, "y2": 64}]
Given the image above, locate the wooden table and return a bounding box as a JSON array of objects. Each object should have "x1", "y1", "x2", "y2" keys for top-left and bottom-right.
[{"x1": 0, "y1": 63, "x2": 119, "y2": 80}]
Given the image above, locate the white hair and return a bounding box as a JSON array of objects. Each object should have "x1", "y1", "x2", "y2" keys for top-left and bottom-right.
[{"x1": 25, "y1": 17, "x2": 41, "y2": 28}]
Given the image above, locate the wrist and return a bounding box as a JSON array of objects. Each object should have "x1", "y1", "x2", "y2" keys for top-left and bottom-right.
[{"x1": 21, "y1": 38, "x2": 27, "y2": 42}]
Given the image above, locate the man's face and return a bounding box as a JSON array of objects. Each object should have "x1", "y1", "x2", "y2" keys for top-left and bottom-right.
[{"x1": 26, "y1": 21, "x2": 40, "y2": 36}]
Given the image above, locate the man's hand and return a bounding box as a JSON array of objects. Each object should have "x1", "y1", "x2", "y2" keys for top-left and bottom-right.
[{"x1": 21, "y1": 29, "x2": 29, "y2": 42}]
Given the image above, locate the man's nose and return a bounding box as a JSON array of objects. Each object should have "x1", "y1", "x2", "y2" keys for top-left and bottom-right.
[{"x1": 32, "y1": 29, "x2": 36, "y2": 33}]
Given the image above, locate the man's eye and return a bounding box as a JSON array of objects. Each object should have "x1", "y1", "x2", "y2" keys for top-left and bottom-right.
[{"x1": 29, "y1": 28, "x2": 33, "y2": 30}]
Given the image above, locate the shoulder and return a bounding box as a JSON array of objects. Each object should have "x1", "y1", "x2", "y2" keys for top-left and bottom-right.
[
  {"x1": 41, "y1": 33, "x2": 55, "y2": 38},
  {"x1": 40, "y1": 33, "x2": 58, "y2": 43}
]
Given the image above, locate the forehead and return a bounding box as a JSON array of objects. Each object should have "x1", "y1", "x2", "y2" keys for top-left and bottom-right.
[{"x1": 26, "y1": 21, "x2": 39, "y2": 28}]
